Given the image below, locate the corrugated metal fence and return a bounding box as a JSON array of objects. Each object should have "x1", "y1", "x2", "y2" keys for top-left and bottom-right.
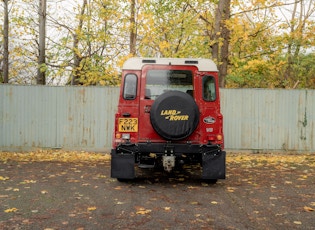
[
  {"x1": 1, "y1": 85, "x2": 314, "y2": 152},
  {"x1": 0, "y1": 85, "x2": 118, "y2": 152},
  {"x1": 221, "y1": 89, "x2": 314, "y2": 151}
]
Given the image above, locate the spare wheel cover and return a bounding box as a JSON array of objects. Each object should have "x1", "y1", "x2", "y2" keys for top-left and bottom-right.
[{"x1": 150, "y1": 90, "x2": 199, "y2": 140}]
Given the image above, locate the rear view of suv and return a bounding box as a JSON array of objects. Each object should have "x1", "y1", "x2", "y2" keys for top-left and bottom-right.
[{"x1": 111, "y1": 57, "x2": 225, "y2": 182}]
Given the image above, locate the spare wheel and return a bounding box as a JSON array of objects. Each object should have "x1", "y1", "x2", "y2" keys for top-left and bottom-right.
[{"x1": 150, "y1": 90, "x2": 199, "y2": 140}]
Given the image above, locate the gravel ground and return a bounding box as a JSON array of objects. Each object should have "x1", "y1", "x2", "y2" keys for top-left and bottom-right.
[{"x1": 0, "y1": 152, "x2": 315, "y2": 230}]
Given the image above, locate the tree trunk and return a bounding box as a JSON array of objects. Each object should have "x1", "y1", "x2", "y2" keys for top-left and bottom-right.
[
  {"x1": 71, "y1": 0, "x2": 87, "y2": 85},
  {"x1": 283, "y1": 0, "x2": 298, "y2": 85},
  {"x1": 212, "y1": 0, "x2": 230, "y2": 88},
  {"x1": 2, "y1": 0, "x2": 9, "y2": 83},
  {"x1": 37, "y1": 0, "x2": 46, "y2": 85},
  {"x1": 284, "y1": 0, "x2": 308, "y2": 88},
  {"x1": 218, "y1": 0, "x2": 230, "y2": 88},
  {"x1": 129, "y1": 0, "x2": 136, "y2": 56}
]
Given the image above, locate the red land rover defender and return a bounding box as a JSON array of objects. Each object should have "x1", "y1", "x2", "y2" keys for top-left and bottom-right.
[{"x1": 111, "y1": 57, "x2": 225, "y2": 182}]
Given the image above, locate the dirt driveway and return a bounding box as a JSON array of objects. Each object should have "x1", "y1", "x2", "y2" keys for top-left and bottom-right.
[{"x1": 0, "y1": 152, "x2": 315, "y2": 230}]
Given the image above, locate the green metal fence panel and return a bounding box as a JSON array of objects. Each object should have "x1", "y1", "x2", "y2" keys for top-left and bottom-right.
[
  {"x1": 221, "y1": 89, "x2": 314, "y2": 151},
  {"x1": 1, "y1": 85, "x2": 314, "y2": 152},
  {"x1": 0, "y1": 85, "x2": 119, "y2": 152}
]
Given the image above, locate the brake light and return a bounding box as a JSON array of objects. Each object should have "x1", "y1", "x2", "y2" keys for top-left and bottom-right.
[{"x1": 217, "y1": 134, "x2": 223, "y2": 141}]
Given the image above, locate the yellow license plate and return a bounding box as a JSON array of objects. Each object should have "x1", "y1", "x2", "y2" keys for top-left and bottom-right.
[{"x1": 118, "y1": 118, "x2": 138, "y2": 132}]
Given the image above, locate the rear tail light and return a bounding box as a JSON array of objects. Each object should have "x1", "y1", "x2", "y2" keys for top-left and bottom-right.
[{"x1": 207, "y1": 134, "x2": 223, "y2": 143}]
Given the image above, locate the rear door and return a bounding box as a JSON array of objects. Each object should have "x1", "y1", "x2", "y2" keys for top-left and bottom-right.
[
  {"x1": 138, "y1": 65, "x2": 198, "y2": 142},
  {"x1": 197, "y1": 73, "x2": 224, "y2": 145},
  {"x1": 116, "y1": 71, "x2": 140, "y2": 144}
]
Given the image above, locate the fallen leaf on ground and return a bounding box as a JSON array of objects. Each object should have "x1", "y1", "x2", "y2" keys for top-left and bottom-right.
[
  {"x1": 87, "y1": 206, "x2": 97, "y2": 211},
  {"x1": 136, "y1": 208, "x2": 152, "y2": 215},
  {"x1": 20, "y1": 180, "x2": 36, "y2": 184},
  {"x1": 303, "y1": 206, "x2": 314, "y2": 212},
  {"x1": 4, "y1": 208, "x2": 18, "y2": 213},
  {"x1": 190, "y1": 201, "x2": 199, "y2": 205},
  {"x1": 135, "y1": 206, "x2": 152, "y2": 215},
  {"x1": 187, "y1": 186, "x2": 197, "y2": 189},
  {"x1": 227, "y1": 187, "x2": 235, "y2": 192}
]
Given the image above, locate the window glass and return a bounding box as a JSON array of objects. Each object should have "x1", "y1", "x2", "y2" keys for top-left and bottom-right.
[
  {"x1": 123, "y1": 74, "x2": 137, "y2": 100},
  {"x1": 145, "y1": 70, "x2": 193, "y2": 100},
  {"x1": 203, "y1": 76, "x2": 216, "y2": 101}
]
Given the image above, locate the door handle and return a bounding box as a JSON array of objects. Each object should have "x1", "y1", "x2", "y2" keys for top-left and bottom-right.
[{"x1": 144, "y1": 105, "x2": 151, "y2": 113}]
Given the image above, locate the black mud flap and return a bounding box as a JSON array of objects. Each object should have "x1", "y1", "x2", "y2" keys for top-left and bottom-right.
[
  {"x1": 111, "y1": 150, "x2": 135, "y2": 179},
  {"x1": 202, "y1": 151, "x2": 226, "y2": 179}
]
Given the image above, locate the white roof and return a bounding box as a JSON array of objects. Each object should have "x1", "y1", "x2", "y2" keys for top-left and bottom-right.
[{"x1": 122, "y1": 57, "x2": 218, "y2": 72}]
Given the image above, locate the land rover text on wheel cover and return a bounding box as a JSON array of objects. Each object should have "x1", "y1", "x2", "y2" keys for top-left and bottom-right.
[{"x1": 111, "y1": 57, "x2": 226, "y2": 182}]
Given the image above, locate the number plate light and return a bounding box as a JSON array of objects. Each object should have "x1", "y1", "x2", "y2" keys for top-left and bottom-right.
[{"x1": 122, "y1": 133, "x2": 130, "y2": 140}]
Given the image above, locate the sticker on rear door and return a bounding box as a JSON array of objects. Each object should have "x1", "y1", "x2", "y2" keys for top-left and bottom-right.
[{"x1": 160, "y1": 110, "x2": 189, "y2": 121}]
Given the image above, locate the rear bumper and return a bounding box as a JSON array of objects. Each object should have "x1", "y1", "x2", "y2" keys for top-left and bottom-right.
[
  {"x1": 111, "y1": 142, "x2": 225, "y2": 180},
  {"x1": 115, "y1": 141, "x2": 222, "y2": 156}
]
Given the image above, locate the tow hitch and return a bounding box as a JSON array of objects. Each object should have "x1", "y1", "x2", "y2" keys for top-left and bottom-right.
[{"x1": 163, "y1": 155, "x2": 175, "y2": 172}]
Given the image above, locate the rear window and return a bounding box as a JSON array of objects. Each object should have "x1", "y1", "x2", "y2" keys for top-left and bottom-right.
[
  {"x1": 123, "y1": 74, "x2": 137, "y2": 100},
  {"x1": 145, "y1": 70, "x2": 193, "y2": 100},
  {"x1": 203, "y1": 75, "x2": 216, "y2": 101}
]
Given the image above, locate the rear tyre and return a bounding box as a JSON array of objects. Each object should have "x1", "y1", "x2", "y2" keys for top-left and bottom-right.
[
  {"x1": 203, "y1": 179, "x2": 218, "y2": 184},
  {"x1": 117, "y1": 178, "x2": 129, "y2": 182}
]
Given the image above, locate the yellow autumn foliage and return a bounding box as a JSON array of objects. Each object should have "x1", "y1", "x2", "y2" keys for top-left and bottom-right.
[
  {"x1": 227, "y1": 153, "x2": 315, "y2": 168},
  {"x1": 1, "y1": 150, "x2": 314, "y2": 167},
  {"x1": 0, "y1": 150, "x2": 110, "y2": 163}
]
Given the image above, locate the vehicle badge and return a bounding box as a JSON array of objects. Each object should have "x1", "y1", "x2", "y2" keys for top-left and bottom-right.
[{"x1": 203, "y1": 116, "x2": 215, "y2": 124}]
